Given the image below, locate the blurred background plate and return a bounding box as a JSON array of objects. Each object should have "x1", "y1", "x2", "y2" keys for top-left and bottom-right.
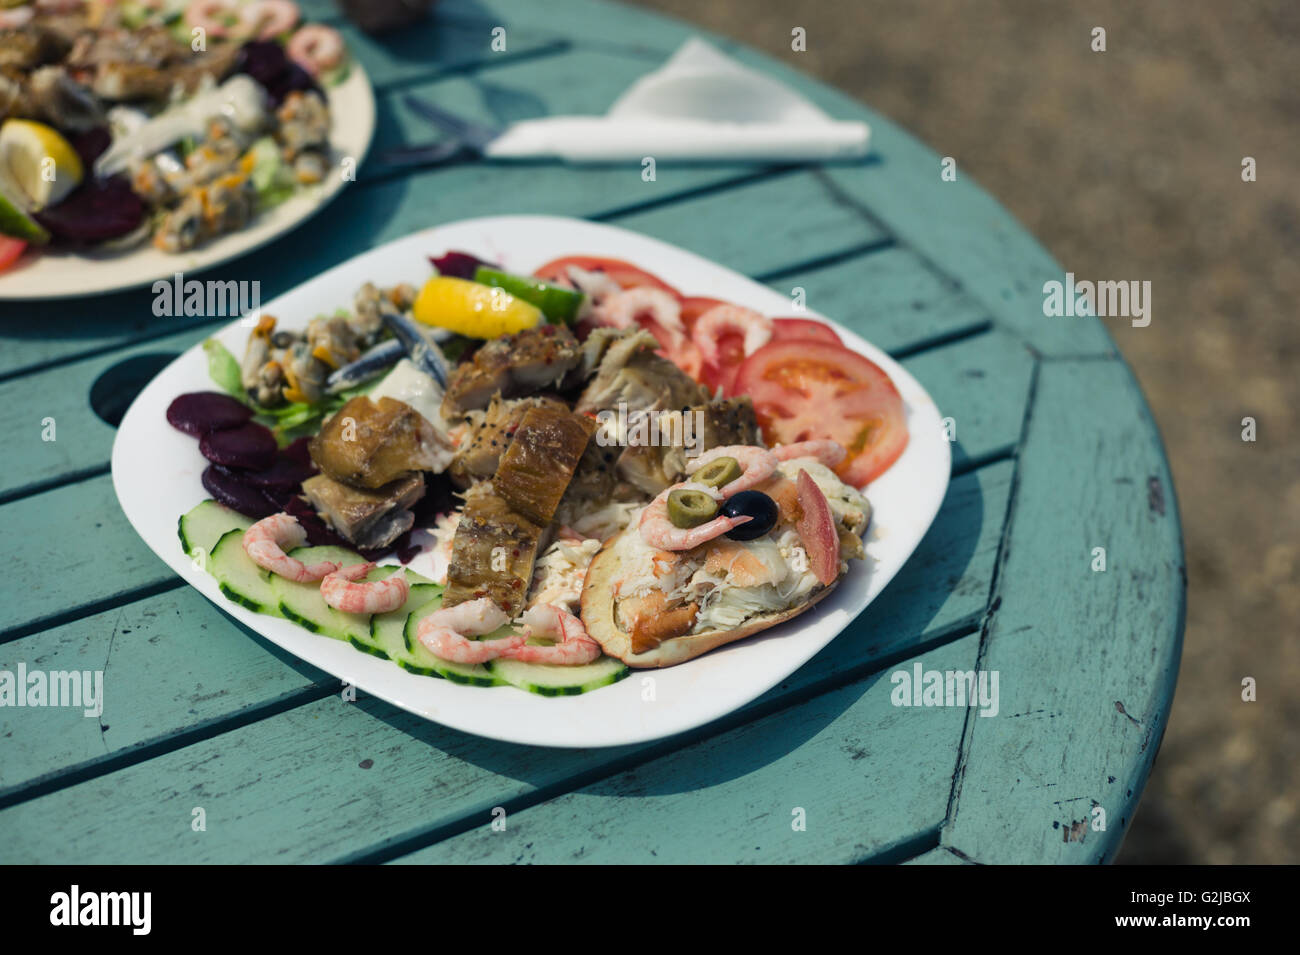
[{"x1": 0, "y1": 64, "x2": 375, "y2": 301}]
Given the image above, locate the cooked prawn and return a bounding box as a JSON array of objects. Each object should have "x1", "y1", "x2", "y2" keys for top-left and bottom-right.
[
  {"x1": 638, "y1": 482, "x2": 751, "y2": 551},
  {"x1": 320, "y1": 563, "x2": 409, "y2": 614},
  {"x1": 242, "y1": 513, "x2": 340, "y2": 582},
  {"x1": 565, "y1": 265, "x2": 623, "y2": 302},
  {"x1": 503, "y1": 604, "x2": 602, "y2": 665},
  {"x1": 592, "y1": 287, "x2": 684, "y2": 338},
  {"x1": 417, "y1": 598, "x2": 523, "y2": 664},
  {"x1": 186, "y1": 0, "x2": 240, "y2": 38},
  {"x1": 287, "y1": 24, "x2": 346, "y2": 77},
  {"x1": 691, "y1": 304, "x2": 772, "y2": 366},
  {"x1": 772, "y1": 439, "x2": 847, "y2": 468},
  {"x1": 689, "y1": 444, "x2": 779, "y2": 496},
  {"x1": 240, "y1": 0, "x2": 301, "y2": 40}
]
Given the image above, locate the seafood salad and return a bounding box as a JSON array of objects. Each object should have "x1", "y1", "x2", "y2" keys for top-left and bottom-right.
[
  {"x1": 0, "y1": 0, "x2": 348, "y2": 271},
  {"x1": 170, "y1": 248, "x2": 910, "y2": 696}
]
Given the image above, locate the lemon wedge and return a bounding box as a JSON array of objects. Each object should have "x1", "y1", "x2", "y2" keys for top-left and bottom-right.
[
  {"x1": 0, "y1": 185, "x2": 49, "y2": 244},
  {"x1": 0, "y1": 119, "x2": 84, "y2": 211},
  {"x1": 412, "y1": 276, "x2": 543, "y2": 338}
]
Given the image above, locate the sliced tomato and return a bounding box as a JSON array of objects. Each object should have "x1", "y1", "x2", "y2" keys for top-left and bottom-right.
[
  {"x1": 0, "y1": 237, "x2": 27, "y2": 273},
  {"x1": 699, "y1": 332, "x2": 746, "y2": 394},
  {"x1": 795, "y1": 469, "x2": 839, "y2": 585},
  {"x1": 770, "y1": 317, "x2": 842, "y2": 346},
  {"x1": 733, "y1": 340, "x2": 908, "y2": 487},
  {"x1": 532, "y1": 256, "x2": 681, "y2": 297}
]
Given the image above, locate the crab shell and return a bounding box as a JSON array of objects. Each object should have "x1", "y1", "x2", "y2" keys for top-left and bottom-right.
[{"x1": 579, "y1": 529, "x2": 839, "y2": 668}]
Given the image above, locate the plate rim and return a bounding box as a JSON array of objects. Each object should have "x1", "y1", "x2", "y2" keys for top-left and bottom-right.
[{"x1": 110, "y1": 214, "x2": 951, "y2": 748}]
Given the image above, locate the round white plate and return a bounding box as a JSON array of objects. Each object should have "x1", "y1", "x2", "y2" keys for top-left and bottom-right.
[
  {"x1": 112, "y1": 215, "x2": 951, "y2": 748},
  {"x1": 0, "y1": 65, "x2": 375, "y2": 300}
]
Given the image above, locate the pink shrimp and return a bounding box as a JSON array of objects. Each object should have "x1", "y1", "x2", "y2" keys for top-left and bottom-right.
[
  {"x1": 771, "y1": 440, "x2": 847, "y2": 468},
  {"x1": 689, "y1": 444, "x2": 779, "y2": 496},
  {"x1": 691, "y1": 304, "x2": 773, "y2": 366},
  {"x1": 186, "y1": 0, "x2": 240, "y2": 38},
  {"x1": 592, "y1": 287, "x2": 684, "y2": 338},
  {"x1": 239, "y1": 0, "x2": 301, "y2": 40},
  {"x1": 287, "y1": 24, "x2": 346, "y2": 77},
  {"x1": 503, "y1": 604, "x2": 602, "y2": 665},
  {"x1": 242, "y1": 513, "x2": 340, "y2": 582},
  {"x1": 638, "y1": 482, "x2": 751, "y2": 551},
  {"x1": 320, "y1": 563, "x2": 409, "y2": 614},
  {"x1": 417, "y1": 598, "x2": 523, "y2": 664}
]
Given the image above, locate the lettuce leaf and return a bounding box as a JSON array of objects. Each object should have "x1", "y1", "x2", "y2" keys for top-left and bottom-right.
[
  {"x1": 247, "y1": 137, "x2": 297, "y2": 211},
  {"x1": 203, "y1": 338, "x2": 245, "y2": 398}
]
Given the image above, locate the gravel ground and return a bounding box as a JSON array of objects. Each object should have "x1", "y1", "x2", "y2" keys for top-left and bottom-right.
[{"x1": 631, "y1": 0, "x2": 1299, "y2": 864}]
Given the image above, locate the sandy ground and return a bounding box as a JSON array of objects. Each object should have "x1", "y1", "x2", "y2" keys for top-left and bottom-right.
[{"x1": 631, "y1": 0, "x2": 1299, "y2": 863}]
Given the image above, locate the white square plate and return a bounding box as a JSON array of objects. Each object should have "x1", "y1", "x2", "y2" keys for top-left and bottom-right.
[{"x1": 112, "y1": 215, "x2": 950, "y2": 747}]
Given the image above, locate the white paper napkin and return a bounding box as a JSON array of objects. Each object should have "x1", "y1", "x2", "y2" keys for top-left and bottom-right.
[{"x1": 484, "y1": 38, "x2": 871, "y2": 163}]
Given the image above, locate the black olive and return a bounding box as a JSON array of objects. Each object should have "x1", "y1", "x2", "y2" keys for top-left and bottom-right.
[{"x1": 723, "y1": 490, "x2": 778, "y2": 541}]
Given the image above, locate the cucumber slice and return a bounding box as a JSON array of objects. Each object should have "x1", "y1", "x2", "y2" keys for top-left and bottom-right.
[
  {"x1": 401, "y1": 600, "x2": 508, "y2": 686},
  {"x1": 369, "y1": 584, "x2": 442, "y2": 669},
  {"x1": 351, "y1": 571, "x2": 437, "y2": 659},
  {"x1": 472, "y1": 266, "x2": 585, "y2": 324},
  {"x1": 209, "y1": 529, "x2": 279, "y2": 615},
  {"x1": 487, "y1": 656, "x2": 630, "y2": 697},
  {"x1": 272, "y1": 545, "x2": 369, "y2": 640},
  {"x1": 179, "y1": 499, "x2": 251, "y2": 562}
]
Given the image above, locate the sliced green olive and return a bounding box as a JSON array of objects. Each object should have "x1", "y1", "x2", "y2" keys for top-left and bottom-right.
[
  {"x1": 691, "y1": 456, "x2": 742, "y2": 489},
  {"x1": 668, "y1": 488, "x2": 720, "y2": 528}
]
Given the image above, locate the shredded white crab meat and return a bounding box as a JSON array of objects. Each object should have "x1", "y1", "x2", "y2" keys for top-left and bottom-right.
[
  {"x1": 427, "y1": 510, "x2": 461, "y2": 585},
  {"x1": 558, "y1": 500, "x2": 641, "y2": 542},
  {"x1": 525, "y1": 537, "x2": 602, "y2": 612}
]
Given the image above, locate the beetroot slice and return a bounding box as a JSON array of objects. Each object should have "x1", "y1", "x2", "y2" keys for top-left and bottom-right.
[
  {"x1": 217, "y1": 455, "x2": 315, "y2": 490},
  {"x1": 69, "y1": 127, "x2": 111, "y2": 169},
  {"x1": 393, "y1": 531, "x2": 422, "y2": 564},
  {"x1": 199, "y1": 421, "x2": 277, "y2": 470},
  {"x1": 167, "y1": 392, "x2": 254, "y2": 436},
  {"x1": 282, "y1": 435, "x2": 314, "y2": 468},
  {"x1": 202, "y1": 465, "x2": 279, "y2": 519},
  {"x1": 429, "y1": 251, "x2": 495, "y2": 279},
  {"x1": 35, "y1": 175, "x2": 144, "y2": 244}
]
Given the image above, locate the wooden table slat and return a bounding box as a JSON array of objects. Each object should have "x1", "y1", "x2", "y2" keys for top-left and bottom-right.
[
  {"x1": 0, "y1": 324, "x2": 220, "y2": 501},
  {"x1": 938, "y1": 360, "x2": 1184, "y2": 864},
  {"x1": 393, "y1": 632, "x2": 982, "y2": 865},
  {"x1": 0, "y1": 588, "x2": 326, "y2": 802}
]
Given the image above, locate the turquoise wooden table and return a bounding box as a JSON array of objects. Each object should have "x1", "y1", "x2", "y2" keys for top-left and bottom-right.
[{"x1": 0, "y1": 0, "x2": 1184, "y2": 864}]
